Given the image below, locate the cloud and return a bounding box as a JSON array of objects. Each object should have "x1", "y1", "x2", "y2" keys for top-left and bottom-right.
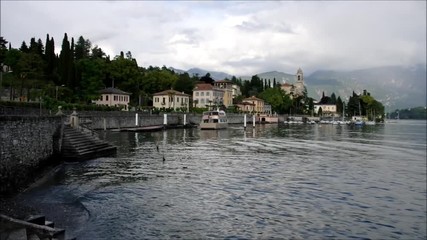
[{"x1": 1, "y1": 1, "x2": 425, "y2": 76}]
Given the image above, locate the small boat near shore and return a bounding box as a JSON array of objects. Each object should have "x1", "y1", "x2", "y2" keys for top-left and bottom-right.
[{"x1": 200, "y1": 110, "x2": 228, "y2": 130}]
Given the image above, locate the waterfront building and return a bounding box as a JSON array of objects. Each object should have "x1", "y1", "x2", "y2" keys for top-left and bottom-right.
[
  {"x1": 193, "y1": 83, "x2": 224, "y2": 109},
  {"x1": 153, "y1": 89, "x2": 190, "y2": 111},
  {"x1": 93, "y1": 87, "x2": 131, "y2": 111},
  {"x1": 280, "y1": 68, "x2": 305, "y2": 98},
  {"x1": 314, "y1": 104, "x2": 337, "y2": 116},
  {"x1": 232, "y1": 84, "x2": 242, "y2": 100},
  {"x1": 213, "y1": 80, "x2": 233, "y2": 108},
  {"x1": 237, "y1": 96, "x2": 265, "y2": 113}
]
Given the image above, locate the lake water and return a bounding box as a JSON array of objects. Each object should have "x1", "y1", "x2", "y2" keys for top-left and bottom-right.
[{"x1": 17, "y1": 120, "x2": 426, "y2": 239}]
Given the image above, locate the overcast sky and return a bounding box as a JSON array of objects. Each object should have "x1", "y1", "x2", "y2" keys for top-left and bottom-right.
[{"x1": 1, "y1": 1, "x2": 426, "y2": 76}]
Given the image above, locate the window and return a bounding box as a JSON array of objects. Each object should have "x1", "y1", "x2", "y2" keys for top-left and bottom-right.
[
  {"x1": 196, "y1": 92, "x2": 199, "y2": 96},
  {"x1": 162, "y1": 97, "x2": 166, "y2": 104},
  {"x1": 106, "y1": 95, "x2": 109, "y2": 101},
  {"x1": 177, "y1": 97, "x2": 180, "y2": 102},
  {"x1": 100, "y1": 95, "x2": 103, "y2": 101},
  {"x1": 114, "y1": 95, "x2": 118, "y2": 101},
  {"x1": 201, "y1": 92, "x2": 204, "y2": 96},
  {"x1": 206, "y1": 92, "x2": 210, "y2": 96}
]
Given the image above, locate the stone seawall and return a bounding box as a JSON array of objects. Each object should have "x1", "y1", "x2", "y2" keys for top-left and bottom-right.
[
  {"x1": 0, "y1": 116, "x2": 63, "y2": 195},
  {"x1": 74, "y1": 112, "x2": 262, "y2": 130}
]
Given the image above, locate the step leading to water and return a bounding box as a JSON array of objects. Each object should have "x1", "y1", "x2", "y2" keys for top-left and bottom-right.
[{"x1": 61, "y1": 125, "x2": 117, "y2": 162}]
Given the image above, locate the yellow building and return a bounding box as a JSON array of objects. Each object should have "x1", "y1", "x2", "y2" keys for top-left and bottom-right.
[
  {"x1": 213, "y1": 80, "x2": 233, "y2": 108},
  {"x1": 237, "y1": 96, "x2": 265, "y2": 113},
  {"x1": 153, "y1": 89, "x2": 190, "y2": 111},
  {"x1": 93, "y1": 87, "x2": 131, "y2": 111}
]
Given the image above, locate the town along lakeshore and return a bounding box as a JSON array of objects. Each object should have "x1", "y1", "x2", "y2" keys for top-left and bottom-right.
[{"x1": 13, "y1": 120, "x2": 427, "y2": 239}]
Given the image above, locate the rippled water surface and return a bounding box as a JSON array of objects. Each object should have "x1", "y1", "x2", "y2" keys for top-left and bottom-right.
[{"x1": 18, "y1": 121, "x2": 426, "y2": 239}]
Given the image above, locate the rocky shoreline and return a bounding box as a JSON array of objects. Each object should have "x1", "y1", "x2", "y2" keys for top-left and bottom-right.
[{"x1": 0, "y1": 197, "x2": 39, "y2": 220}]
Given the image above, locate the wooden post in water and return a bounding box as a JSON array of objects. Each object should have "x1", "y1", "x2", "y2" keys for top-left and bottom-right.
[
  {"x1": 135, "y1": 113, "x2": 139, "y2": 126},
  {"x1": 103, "y1": 118, "x2": 106, "y2": 131},
  {"x1": 163, "y1": 114, "x2": 167, "y2": 128},
  {"x1": 244, "y1": 114, "x2": 247, "y2": 130},
  {"x1": 183, "y1": 114, "x2": 187, "y2": 126},
  {"x1": 253, "y1": 115, "x2": 256, "y2": 127}
]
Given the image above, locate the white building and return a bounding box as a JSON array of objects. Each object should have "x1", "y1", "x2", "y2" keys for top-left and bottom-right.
[
  {"x1": 193, "y1": 83, "x2": 224, "y2": 109},
  {"x1": 314, "y1": 104, "x2": 337, "y2": 116},
  {"x1": 93, "y1": 87, "x2": 131, "y2": 111},
  {"x1": 152, "y1": 89, "x2": 190, "y2": 111}
]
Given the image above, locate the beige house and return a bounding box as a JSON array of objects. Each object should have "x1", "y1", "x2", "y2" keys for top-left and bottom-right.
[
  {"x1": 213, "y1": 80, "x2": 233, "y2": 108},
  {"x1": 237, "y1": 96, "x2": 265, "y2": 113},
  {"x1": 193, "y1": 83, "x2": 224, "y2": 109},
  {"x1": 94, "y1": 87, "x2": 131, "y2": 110},
  {"x1": 153, "y1": 89, "x2": 190, "y2": 111},
  {"x1": 314, "y1": 104, "x2": 337, "y2": 116}
]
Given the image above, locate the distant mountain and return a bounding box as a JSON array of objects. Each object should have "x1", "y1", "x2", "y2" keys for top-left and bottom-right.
[
  {"x1": 187, "y1": 68, "x2": 233, "y2": 80},
  {"x1": 240, "y1": 71, "x2": 295, "y2": 83},
  {"x1": 169, "y1": 64, "x2": 426, "y2": 110},
  {"x1": 168, "y1": 67, "x2": 186, "y2": 74},
  {"x1": 305, "y1": 64, "x2": 426, "y2": 110}
]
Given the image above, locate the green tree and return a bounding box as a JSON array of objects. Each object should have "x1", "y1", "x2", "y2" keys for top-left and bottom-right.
[
  {"x1": 173, "y1": 72, "x2": 195, "y2": 94},
  {"x1": 259, "y1": 87, "x2": 292, "y2": 114},
  {"x1": 330, "y1": 92, "x2": 337, "y2": 104},
  {"x1": 0, "y1": 37, "x2": 8, "y2": 64},
  {"x1": 19, "y1": 41, "x2": 29, "y2": 53},
  {"x1": 59, "y1": 33, "x2": 71, "y2": 87},
  {"x1": 76, "y1": 58, "x2": 106, "y2": 103}
]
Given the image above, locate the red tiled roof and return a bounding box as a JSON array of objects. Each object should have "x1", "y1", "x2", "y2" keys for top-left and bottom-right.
[
  {"x1": 194, "y1": 83, "x2": 214, "y2": 91},
  {"x1": 243, "y1": 96, "x2": 263, "y2": 102}
]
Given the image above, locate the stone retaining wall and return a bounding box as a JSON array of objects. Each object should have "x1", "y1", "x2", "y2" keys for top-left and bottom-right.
[
  {"x1": 0, "y1": 116, "x2": 63, "y2": 195},
  {"x1": 76, "y1": 112, "x2": 262, "y2": 130}
]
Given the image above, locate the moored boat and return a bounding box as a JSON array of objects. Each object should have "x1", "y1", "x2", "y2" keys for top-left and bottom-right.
[{"x1": 200, "y1": 110, "x2": 228, "y2": 130}]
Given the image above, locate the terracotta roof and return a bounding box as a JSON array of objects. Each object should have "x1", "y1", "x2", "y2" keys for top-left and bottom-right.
[
  {"x1": 99, "y1": 87, "x2": 131, "y2": 95},
  {"x1": 153, "y1": 89, "x2": 190, "y2": 96},
  {"x1": 194, "y1": 83, "x2": 214, "y2": 91},
  {"x1": 243, "y1": 96, "x2": 263, "y2": 102},
  {"x1": 281, "y1": 83, "x2": 293, "y2": 87}
]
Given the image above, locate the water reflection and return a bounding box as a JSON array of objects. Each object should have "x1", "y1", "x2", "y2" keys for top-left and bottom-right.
[{"x1": 18, "y1": 121, "x2": 427, "y2": 240}]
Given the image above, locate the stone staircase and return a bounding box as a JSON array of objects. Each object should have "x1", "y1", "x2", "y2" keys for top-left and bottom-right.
[{"x1": 61, "y1": 125, "x2": 117, "y2": 162}]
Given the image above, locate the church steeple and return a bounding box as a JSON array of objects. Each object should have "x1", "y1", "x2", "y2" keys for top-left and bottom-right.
[{"x1": 296, "y1": 68, "x2": 303, "y2": 83}]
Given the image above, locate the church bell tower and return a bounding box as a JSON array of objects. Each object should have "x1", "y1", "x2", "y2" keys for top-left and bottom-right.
[
  {"x1": 295, "y1": 68, "x2": 304, "y2": 96},
  {"x1": 296, "y1": 68, "x2": 304, "y2": 83}
]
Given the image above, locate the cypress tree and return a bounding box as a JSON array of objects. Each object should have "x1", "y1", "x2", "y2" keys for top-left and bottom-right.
[
  {"x1": 45, "y1": 34, "x2": 58, "y2": 84},
  {"x1": 36, "y1": 38, "x2": 44, "y2": 56},
  {"x1": 59, "y1": 33, "x2": 70, "y2": 86},
  {"x1": 20, "y1": 41, "x2": 29, "y2": 53},
  {"x1": 69, "y1": 37, "x2": 76, "y2": 92},
  {"x1": 29, "y1": 37, "x2": 37, "y2": 53}
]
